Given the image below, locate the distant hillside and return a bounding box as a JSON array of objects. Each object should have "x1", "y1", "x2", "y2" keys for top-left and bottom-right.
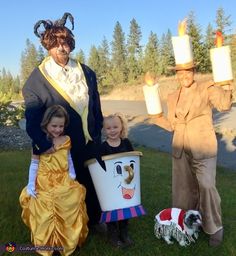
[{"x1": 101, "y1": 73, "x2": 236, "y2": 102}]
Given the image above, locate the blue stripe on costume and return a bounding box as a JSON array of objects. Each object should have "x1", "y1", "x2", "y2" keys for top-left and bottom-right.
[{"x1": 100, "y1": 204, "x2": 146, "y2": 223}]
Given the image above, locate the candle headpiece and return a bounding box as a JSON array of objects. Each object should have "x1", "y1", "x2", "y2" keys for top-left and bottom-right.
[
  {"x1": 210, "y1": 30, "x2": 233, "y2": 85},
  {"x1": 170, "y1": 18, "x2": 195, "y2": 70}
]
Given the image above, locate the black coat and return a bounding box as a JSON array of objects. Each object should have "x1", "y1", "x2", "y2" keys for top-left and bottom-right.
[{"x1": 23, "y1": 63, "x2": 103, "y2": 154}]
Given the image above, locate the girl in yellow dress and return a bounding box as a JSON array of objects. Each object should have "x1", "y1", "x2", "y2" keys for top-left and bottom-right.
[{"x1": 19, "y1": 105, "x2": 89, "y2": 256}]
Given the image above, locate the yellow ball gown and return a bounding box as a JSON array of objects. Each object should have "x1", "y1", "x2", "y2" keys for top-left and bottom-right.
[{"x1": 19, "y1": 136, "x2": 89, "y2": 256}]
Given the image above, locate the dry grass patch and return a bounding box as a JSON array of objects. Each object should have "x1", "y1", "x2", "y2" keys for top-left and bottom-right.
[{"x1": 100, "y1": 73, "x2": 236, "y2": 102}]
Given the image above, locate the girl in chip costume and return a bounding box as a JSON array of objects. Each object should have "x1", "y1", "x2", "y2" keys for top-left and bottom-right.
[{"x1": 100, "y1": 113, "x2": 145, "y2": 248}]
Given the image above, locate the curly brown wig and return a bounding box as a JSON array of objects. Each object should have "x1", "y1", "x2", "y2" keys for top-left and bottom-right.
[
  {"x1": 34, "y1": 13, "x2": 75, "y2": 51},
  {"x1": 41, "y1": 27, "x2": 75, "y2": 51}
]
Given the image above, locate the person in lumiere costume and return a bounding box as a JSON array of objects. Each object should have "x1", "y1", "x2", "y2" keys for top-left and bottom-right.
[
  {"x1": 20, "y1": 105, "x2": 89, "y2": 256},
  {"x1": 149, "y1": 63, "x2": 233, "y2": 247},
  {"x1": 147, "y1": 18, "x2": 234, "y2": 246}
]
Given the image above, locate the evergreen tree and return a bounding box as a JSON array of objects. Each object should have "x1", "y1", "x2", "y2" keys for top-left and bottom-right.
[
  {"x1": 143, "y1": 31, "x2": 159, "y2": 76},
  {"x1": 127, "y1": 18, "x2": 142, "y2": 80},
  {"x1": 88, "y1": 45, "x2": 100, "y2": 75},
  {"x1": 6, "y1": 71, "x2": 14, "y2": 93},
  {"x1": 38, "y1": 46, "x2": 46, "y2": 63},
  {"x1": 111, "y1": 21, "x2": 127, "y2": 84},
  {"x1": 98, "y1": 37, "x2": 110, "y2": 75},
  {"x1": 215, "y1": 7, "x2": 232, "y2": 41},
  {"x1": 0, "y1": 68, "x2": 20, "y2": 97},
  {"x1": 0, "y1": 69, "x2": 8, "y2": 93},
  {"x1": 187, "y1": 11, "x2": 205, "y2": 72},
  {"x1": 202, "y1": 23, "x2": 215, "y2": 73},
  {"x1": 160, "y1": 30, "x2": 175, "y2": 76},
  {"x1": 76, "y1": 49, "x2": 86, "y2": 64},
  {"x1": 97, "y1": 37, "x2": 112, "y2": 91},
  {"x1": 20, "y1": 39, "x2": 41, "y2": 85},
  {"x1": 13, "y1": 76, "x2": 21, "y2": 94}
]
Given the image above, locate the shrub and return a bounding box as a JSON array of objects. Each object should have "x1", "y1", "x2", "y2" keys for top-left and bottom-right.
[{"x1": 0, "y1": 92, "x2": 25, "y2": 126}]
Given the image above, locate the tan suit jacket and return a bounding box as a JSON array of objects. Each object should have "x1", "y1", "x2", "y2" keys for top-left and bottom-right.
[{"x1": 155, "y1": 80, "x2": 232, "y2": 159}]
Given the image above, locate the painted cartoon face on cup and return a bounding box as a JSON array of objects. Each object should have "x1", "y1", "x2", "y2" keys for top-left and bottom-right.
[
  {"x1": 88, "y1": 153, "x2": 142, "y2": 211},
  {"x1": 113, "y1": 158, "x2": 136, "y2": 200}
]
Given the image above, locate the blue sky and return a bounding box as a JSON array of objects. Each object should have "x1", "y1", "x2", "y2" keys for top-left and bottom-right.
[{"x1": 1, "y1": 0, "x2": 236, "y2": 76}]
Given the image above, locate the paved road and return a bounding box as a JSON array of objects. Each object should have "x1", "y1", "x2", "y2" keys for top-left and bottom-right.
[{"x1": 101, "y1": 100, "x2": 236, "y2": 171}]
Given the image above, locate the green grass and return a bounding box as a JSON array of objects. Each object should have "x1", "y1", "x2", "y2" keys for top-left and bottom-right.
[{"x1": 0, "y1": 147, "x2": 236, "y2": 256}]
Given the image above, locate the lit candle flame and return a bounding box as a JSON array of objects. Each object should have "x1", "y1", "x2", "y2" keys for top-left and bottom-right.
[
  {"x1": 178, "y1": 18, "x2": 187, "y2": 36},
  {"x1": 144, "y1": 71, "x2": 155, "y2": 86},
  {"x1": 215, "y1": 30, "x2": 223, "y2": 47}
]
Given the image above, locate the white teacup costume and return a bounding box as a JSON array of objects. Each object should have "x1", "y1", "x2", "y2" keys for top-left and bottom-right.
[{"x1": 85, "y1": 148, "x2": 146, "y2": 222}]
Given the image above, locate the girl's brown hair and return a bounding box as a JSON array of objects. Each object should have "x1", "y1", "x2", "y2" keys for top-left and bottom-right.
[
  {"x1": 103, "y1": 112, "x2": 128, "y2": 139},
  {"x1": 41, "y1": 105, "x2": 69, "y2": 135}
]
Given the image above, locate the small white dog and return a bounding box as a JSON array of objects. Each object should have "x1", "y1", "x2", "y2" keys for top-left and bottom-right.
[{"x1": 154, "y1": 208, "x2": 202, "y2": 246}]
